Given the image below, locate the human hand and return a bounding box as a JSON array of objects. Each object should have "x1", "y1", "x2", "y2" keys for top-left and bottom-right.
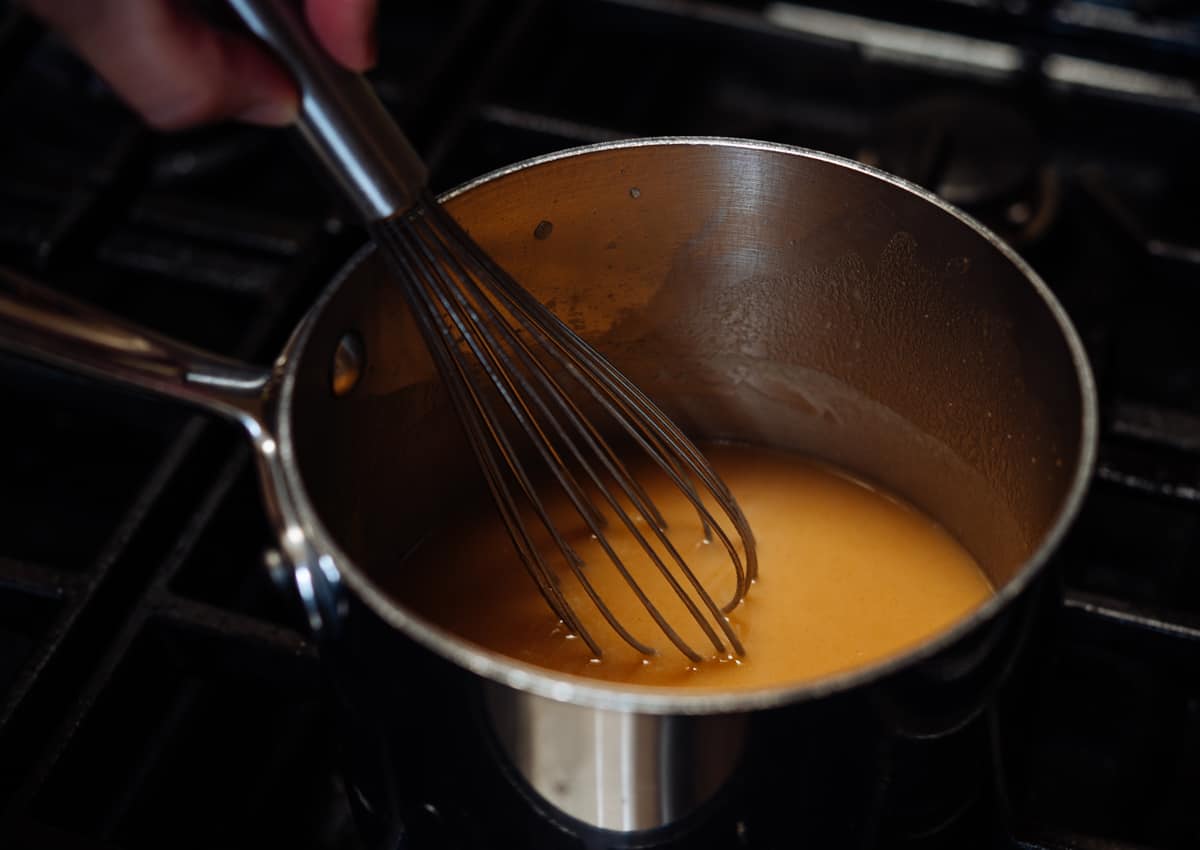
[{"x1": 20, "y1": 0, "x2": 379, "y2": 129}]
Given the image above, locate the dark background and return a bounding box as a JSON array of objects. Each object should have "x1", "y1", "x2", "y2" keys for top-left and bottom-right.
[{"x1": 0, "y1": 1, "x2": 1199, "y2": 848}]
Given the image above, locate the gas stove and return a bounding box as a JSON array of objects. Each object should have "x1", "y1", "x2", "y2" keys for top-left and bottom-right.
[{"x1": 1, "y1": 1, "x2": 1199, "y2": 848}]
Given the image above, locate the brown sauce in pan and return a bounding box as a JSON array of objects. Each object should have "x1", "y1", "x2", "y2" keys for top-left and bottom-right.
[{"x1": 388, "y1": 443, "x2": 993, "y2": 690}]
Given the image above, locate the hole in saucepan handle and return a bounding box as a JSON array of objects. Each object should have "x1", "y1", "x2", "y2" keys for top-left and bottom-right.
[{"x1": 332, "y1": 330, "x2": 366, "y2": 397}]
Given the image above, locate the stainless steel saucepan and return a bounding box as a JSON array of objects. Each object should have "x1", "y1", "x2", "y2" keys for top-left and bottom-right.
[{"x1": 0, "y1": 138, "x2": 1096, "y2": 845}]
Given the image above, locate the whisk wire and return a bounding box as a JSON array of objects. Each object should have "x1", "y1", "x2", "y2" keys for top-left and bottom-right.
[
  {"x1": 374, "y1": 198, "x2": 757, "y2": 660},
  {"x1": 433, "y1": 204, "x2": 754, "y2": 547},
  {"x1": 430, "y1": 204, "x2": 756, "y2": 617},
  {"x1": 385, "y1": 220, "x2": 659, "y2": 657},
  {"x1": 400, "y1": 214, "x2": 720, "y2": 660},
  {"x1": 380, "y1": 226, "x2": 603, "y2": 641},
  {"x1": 411, "y1": 209, "x2": 746, "y2": 656},
  {"x1": 218, "y1": 0, "x2": 755, "y2": 662}
]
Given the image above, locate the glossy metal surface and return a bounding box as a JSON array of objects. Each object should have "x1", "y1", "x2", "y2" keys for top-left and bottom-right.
[
  {"x1": 0, "y1": 139, "x2": 1097, "y2": 840},
  {"x1": 229, "y1": 1, "x2": 761, "y2": 660},
  {"x1": 0, "y1": 271, "x2": 338, "y2": 641},
  {"x1": 226, "y1": 0, "x2": 427, "y2": 220},
  {"x1": 484, "y1": 682, "x2": 746, "y2": 831},
  {"x1": 0, "y1": 266, "x2": 269, "y2": 428},
  {"x1": 370, "y1": 201, "x2": 757, "y2": 663},
  {"x1": 278, "y1": 139, "x2": 1095, "y2": 834},
  {"x1": 286, "y1": 138, "x2": 1096, "y2": 712}
]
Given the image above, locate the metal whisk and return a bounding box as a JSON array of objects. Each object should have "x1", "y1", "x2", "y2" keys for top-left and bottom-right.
[{"x1": 230, "y1": 0, "x2": 756, "y2": 660}]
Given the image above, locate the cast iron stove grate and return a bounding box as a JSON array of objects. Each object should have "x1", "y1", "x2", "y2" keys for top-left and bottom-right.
[{"x1": 0, "y1": 1, "x2": 1198, "y2": 848}]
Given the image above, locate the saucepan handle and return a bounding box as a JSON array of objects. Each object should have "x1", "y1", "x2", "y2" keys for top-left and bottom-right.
[
  {"x1": 0, "y1": 266, "x2": 271, "y2": 431},
  {"x1": 0, "y1": 266, "x2": 346, "y2": 637}
]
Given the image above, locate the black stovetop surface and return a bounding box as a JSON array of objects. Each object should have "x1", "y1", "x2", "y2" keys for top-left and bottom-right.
[{"x1": 1, "y1": 1, "x2": 1199, "y2": 848}]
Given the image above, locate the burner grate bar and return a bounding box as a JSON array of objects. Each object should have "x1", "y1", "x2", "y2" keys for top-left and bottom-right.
[
  {"x1": 0, "y1": 557, "x2": 82, "y2": 598},
  {"x1": 92, "y1": 677, "x2": 204, "y2": 843},
  {"x1": 0, "y1": 216, "x2": 351, "y2": 821},
  {"x1": 1063, "y1": 588, "x2": 1200, "y2": 644},
  {"x1": 32, "y1": 125, "x2": 147, "y2": 274},
  {"x1": 1042, "y1": 53, "x2": 1200, "y2": 113},
  {"x1": 1013, "y1": 827, "x2": 1166, "y2": 849},
  {"x1": 1147, "y1": 239, "x2": 1200, "y2": 267},
  {"x1": 151, "y1": 597, "x2": 316, "y2": 665},
  {"x1": 1095, "y1": 463, "x2": 1200, "y2": 504},
  {"x1": 420, "y1": 0, "x2": 545, "y2": 175},
  {"x1": 766, "y1": 2, "x2": 1024, "y2": 77},
  {"x1": 123, "y1": 194, "x2": 314, "y2": 258},
  {"x1": 1110, "y1": 401, "x2": 1200, "y2": 455},
  {"x1": 477, "y1": 104, "x2": 627, "y2": 145},
  {"x1": 95, "y1": 230, "x2": 291, "y2": 296}
]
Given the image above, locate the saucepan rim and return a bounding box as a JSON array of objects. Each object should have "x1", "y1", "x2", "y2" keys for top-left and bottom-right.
[{"x1": 273, "y1": 136, "x2": 1099, "y2": 715}]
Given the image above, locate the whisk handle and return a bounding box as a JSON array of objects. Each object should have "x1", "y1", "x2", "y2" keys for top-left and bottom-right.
[{"x1": 226, "y1": 0, "x2": 428, "y2": 221}]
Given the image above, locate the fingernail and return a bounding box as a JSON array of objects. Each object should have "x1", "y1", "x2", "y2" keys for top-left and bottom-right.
[{"x1": 237, "y1": 95, "x2": 298, "y2": 127}]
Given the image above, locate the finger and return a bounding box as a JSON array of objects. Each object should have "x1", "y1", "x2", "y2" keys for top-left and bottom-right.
[
  {"x1": 305, "y1": 0, "x2": 379, "y2": 71},
  {"x1": 23, "y1": 0, "x2": 298, "y2": 129}
]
